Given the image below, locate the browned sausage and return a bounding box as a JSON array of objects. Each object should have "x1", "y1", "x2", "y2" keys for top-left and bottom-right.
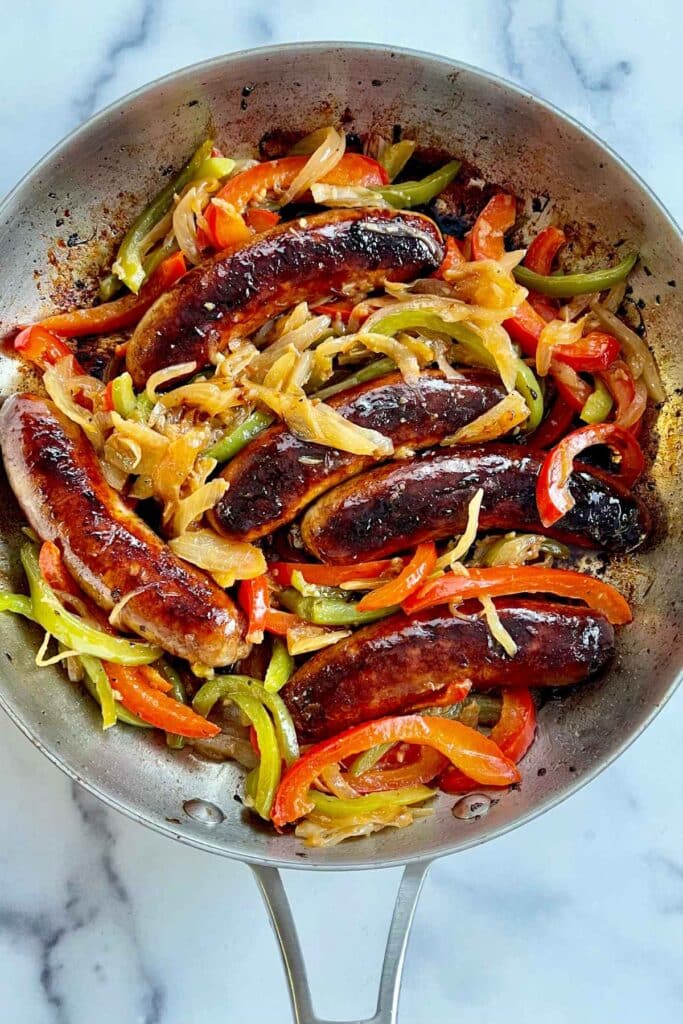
[
  {"x1": 301, "y1": 445, "x2": 648, "y2": 562},
  {"x1": 126, "y1": 208, "x2": 445, "y2": 387},
  {"x1": 0, "y1": 394, "x2": 249, "y2": 667},
  {"x1": 209, "y1": 370, "x2": 506, "y2": 541},
  {"x1": 281, "y1": 599, "x2": 614, "y2": 740}
]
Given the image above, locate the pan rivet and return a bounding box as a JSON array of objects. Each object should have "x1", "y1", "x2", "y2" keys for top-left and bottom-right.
[
  {"x1": 183, "y1": 798, "x2": 225, "y2": 825},
  {"x1": 452, "y1": 793, "x2": 491, "y2": 820}
]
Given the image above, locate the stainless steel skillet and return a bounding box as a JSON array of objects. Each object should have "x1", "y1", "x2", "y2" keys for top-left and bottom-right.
[{"x1": 0, "y1": 43, "x2": 681, "y2": 1024}]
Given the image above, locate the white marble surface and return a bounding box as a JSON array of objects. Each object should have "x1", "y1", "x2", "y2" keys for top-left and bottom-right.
[{"x1": 1, "y1": 2, "x2": 682, "y2": 1022}]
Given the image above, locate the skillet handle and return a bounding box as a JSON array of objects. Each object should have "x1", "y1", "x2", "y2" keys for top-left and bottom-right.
[{"x1": 251, "y1": 860, "x2": 432, "y2": 1024}]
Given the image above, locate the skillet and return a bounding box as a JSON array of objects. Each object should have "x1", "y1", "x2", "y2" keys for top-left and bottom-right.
[{"x1": 0, "y1": 43, "x2": 681, "y2": 1024}]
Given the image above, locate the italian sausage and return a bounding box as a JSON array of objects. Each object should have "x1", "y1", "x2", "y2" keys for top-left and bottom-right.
[
  {"x1": 282, "y1": 599, "x2": 614, "y2": 740},
  {"x1": 301, "y1": 445, "x2": 648, "y2": 562},
  {"x1": 0, "y1": 394, "x2": 249, "y2": 667},
  {"x1": 126, "y1": 208, "x2": 445, "y2": 387},
  {"x1": 209, "y1": 370, "x2": 507, "y2": 541}
]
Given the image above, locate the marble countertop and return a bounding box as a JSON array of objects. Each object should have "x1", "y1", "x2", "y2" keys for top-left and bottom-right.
[{"x1": 1, "y1": 3, "x2": 681, "y2": 1022}]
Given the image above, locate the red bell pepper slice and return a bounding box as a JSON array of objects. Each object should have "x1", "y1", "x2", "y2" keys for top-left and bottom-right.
[
  {"x1": 503, "y1": 299, "x2": 546, "y2": 357},
  {"x1": 262, "y1": 608, "x2": 300, "y2": 636},
  {"x1": 357, "y1": 542, "x2": 437, "y2": 611},
  {"x1": 553, "y1": 331, "x2": 621, "y2": 373},
  {"x1": 528, "y1": 394, "x2": 575, "y2": 450},
  {"x1": 471, "y1": 193, "x2": 517, "y2": 261},
  {"x1": 38, "y1": 252, "x2": 187, "y2": 338},
  {"x1": 524, "y1": 227, "x2": 567, "y2": 276},
  {"x1": 402, "y1": 566, "x2": 632, "y2": 625},
  {"x1": 14, "y1": 325, "x2": 83, "y2": 373},
  {"x1": 104, "y1": 663, "x2": 220, "y2": 738},
  {"x1": 432, "y1": 235, "x2": 465, "y2": 279},
  {"x1": 216, "y1": 153, "x2": 388, "y2": 212},
  {"x1": 271, "y1": 714, "x2": 520, "y2": 826},
  {"x1": 523, "y1": 226, "x2": 566, "y2": 321},
  {"x1": 599, "y1": 359, "x2": 647, "y2": 430},
  {"x1": 269, "y1": 560, "x2": 401, "y2": 588},
  {"x1": 310, "y1": 300, "x2": 355, "y2": 324},
  {"x1": 202, "y1": 201, "x2": 252, "y2": 250},
  {"x1": 536, "y1": 421, "x2": 644, "y2": 527},
  {"x1": 238, "y1": 575, "x2": 270, "y2": 640},
  {"x1": 440, "y1": 688, "x2": 537, "y2": 793},
  {"x1": 39, "y1": 540, "x2": 81, "y2": 597},
  {"x1": 352, "y1": 745, "x2": 448, "y2": 793},
  {"x1": 244, "y1": 207, "x2": 281, "y2": 233},
  {"x1": 549, "y1": 360, "x2": 593, "y2": 412}
]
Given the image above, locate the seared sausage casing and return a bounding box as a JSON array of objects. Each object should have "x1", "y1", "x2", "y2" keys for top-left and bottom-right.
[
  {"x1": 0, "y1": 394, "x2": 248, "y2": 666},
  {"x1": 282, "y1": 599, "x2": 614, "y2": 740},
  {"x1": 126, "y1": 209, "x2": 445, "y2": 387},
  {"x1": 301, "y1": 445, "x2": 648, "y2": 562},
  {"x1": 209, "y1": 370, "x2": 506, "y2": 541}
]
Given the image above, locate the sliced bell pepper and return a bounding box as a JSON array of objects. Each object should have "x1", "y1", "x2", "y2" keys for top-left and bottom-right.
[
  {"x1": 22, "y1": 544, "x2": 162, "y2": 664},
  {"x1": 402, "y1": 565, "x2": 632, "y2": 625},
  {"x1": 514, "y1": 252, "x2": 637, "y2": 297},
  {"x1": 271, "y1": 714, "x2": 520, "y2": 826},
  {"x1": 357, "y1": 542, "x2": 437, "y2": 611},
  {"x1": 350, "y1": 745, "x2": 448, "y2": 793},
  {"x1": 264, "y1": 638, "x2": 295, "y2": 693},
  {"x1": 432, "y1": 235, "x2": 465, "y2": 279},
  {"x1": 104, "y1": 663, "x2": 219, "y2": 738},
  {"x1": 524, "y1": 227, "x2": 567, "y2": 275},
  {"x1": 202, "y1": 201, "x2": 252, "y2": 250},
  {"x1": 579, "y1": 377, "x2": 614, "y2": 424},
  {"x1": 553, "y1": 331, "x2": 621, "y2": 372},
  {"x1": 101, "y1": 381, "x2": 115, "y2": 412},
  {"x1": 238, "y1": 575, "x2": 269, "y2": 641},
  {"x1": 471, "y1": 193, "x2": 517, "y2": 261},
  {"x1": 313, "y1": 358, "x2": 395, "y2": 401},
  {"x1": 215, "y1": 153, "x2": 388, "y2": 211},
  {"x1": 310, "y1": 299, "x2": 355, "y2": 323},
  {"x1": 600, "y1": 359, "x2": 647, "y2": 430},
  {"x1": 550, "y1": 360, "x2": 593, "y2": 412},
  {"x1": 205, "y1": 410, "x2": 273, "y2": 463},
  {"x1": 269, "y1": 560, "x2": 401, "y2": 588},
  {"x1": 537, "y1": 421, "x2": 644, "y2": 527},
  {"x1": 110, "y1": 372, "x2": 138, "y2": 419},
  {"x1": 244, "y1": 207, "x2": 281, "y2": 233},
  {"x1": 503, "y1": 300, "x2": 546, "y2": 358},
  {"x1": 111, "y1": 138, "x2": 212, "y2": 294},
  {"x1": 440, "y1": 688, "x2": 536, "y2": 793},
  {"x1": 14, "y1": 325, "x2": 82, "y2": 373},
  {"x1": 528, "y1": 394, "x2": 575, "y2": 449},
  {"x1": 39, "y1": 540, "x2": 80, "y2": 596},
  {"x1": 375, "y1": 160, "x2": 461, "y2": 209},
  {"x1": 310, "y1": 786, "x2": 435, "y2": 818},
  {"x1": 262, "y1": 608, "x2": 301, "y2": 636},
  {"x1": 39, "y1": 252, "x2": 187, "y2": 337},
  {"x1": 278, "y1": 589, "x2": 396, "y2": 626}
]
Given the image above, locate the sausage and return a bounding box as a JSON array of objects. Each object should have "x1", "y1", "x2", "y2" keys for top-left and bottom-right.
[
  {"x1": 0, "y1": 394, "x2": 249, "y2": 667},
  {"x1": 301, "y1": 445, "x2": 648, "y2": 562},
  {"x1": 209, "y1": 370, "x2": 507, "y2": 541},
  {"x1": 126, "y1": 208, "x2": 445, "y2": 387},
  {"x1": 282, "y1": 599, "x2": 614, "y2": 740}
]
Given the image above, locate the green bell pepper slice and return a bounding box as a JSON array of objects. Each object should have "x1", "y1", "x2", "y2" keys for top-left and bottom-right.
[
  {"x1": 0, "y1": 592, "x2": 35, "y2": 619},
  {"x1": 21, "y1": 545, "x2": 162, "y2": 665},
  {"x1": 110, "y1": 372, "x2": 138, "y2": 418},
  {"x1": 310, "y1": 786, "x2": 435, "y2": 818},
  {"x1": 375, "y1": 160, "x2": 460, "y2": 209},
  {"x1": 278, "y1": 589, "x2": 397, "y2": 627},
  {"x1": 264, "y1": 639, "x2": 295, "y2": 694},
  {"x1": 111, "y1": 139, "x2": 214, "y2": 294},
  {"x1": 513, "y1": 252, "x2": 637, "y2": 298},
  {"x1": 205, "y1": 411, "x2": 274, "y2": 464},
  {"x1": 379, "y1": 140, "x2": 416, "y2": 181},
  {"x1": 79, "y1": 654, "x2": 118, "y2": 730},
  {"x1": 580, "y1": 376, "x2": 614, "y2": 423},
  {"x1": 313, "y1": 358, "x2": 395, "y2": 400}
]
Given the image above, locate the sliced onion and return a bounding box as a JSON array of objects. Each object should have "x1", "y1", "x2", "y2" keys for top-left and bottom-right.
[
  {"x1": 279, "y1": 127, "x2": 345, "y2": 206},
  {"x1": 145, "y1": 361, "x2": 197, "y2": 401},
  {"x1": 169, "y1": 528, "x2": 266, "y2": 587},
  {"x1": 480, "y1": 595, "x2": 518, "y2": 656},
  {"x1": 286, "y1": 623, "x2": 352, "y2": 656},
  {"x1": 172, "y1": 181, "x2": 214, "y2": 265},
  {"x1": 249, "y1": 315, "x2": 331, "y2": 381},
  {"x1": 152, "y1": 427, "x2": 210, "y2": 506},
  {"x1": 108, "y1": 413, "x2": 169, "y2": 475},
  {"x1": 168, "y1": 479, "x2": 228, "y2": 537},
  {"x1": 441, "y1": 391, "x2": 529, "y2": 445},
  {"x1": 43, "y1": 358, "x2": 106, "y2": 449},
  {"x1": 248, "y1": 384, "x2": 393, "y2": 457},
  {"x1": 434, "y1": 488, "x2": 484, "y2": 571},
  {"x1": 589, "y1": 299, "x2": 664, "y2": 401}
]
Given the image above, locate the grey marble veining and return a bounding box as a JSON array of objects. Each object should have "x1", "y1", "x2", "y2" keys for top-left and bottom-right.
[{"x1": 0, "y1": 2, "x2": 681, "y2": 1022}]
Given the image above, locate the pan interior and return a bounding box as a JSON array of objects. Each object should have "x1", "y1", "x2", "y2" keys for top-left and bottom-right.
[{"x1": 0, "y1": 44, "x2": 680, "y2": 869}]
